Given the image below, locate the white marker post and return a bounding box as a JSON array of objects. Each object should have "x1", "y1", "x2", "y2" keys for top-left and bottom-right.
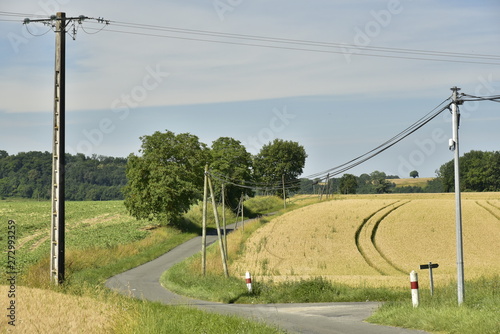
[
  {"x1": 245, "y1": 271, "x2": 252, "y2": 293},
  {"x1": 410, "y1": 270, "x2": 419, "y2": 308}
]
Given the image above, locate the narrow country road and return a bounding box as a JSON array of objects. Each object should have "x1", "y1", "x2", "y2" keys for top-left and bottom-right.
[{"x1": 106, "y1": 222, "x2": 428, "y2": 334}]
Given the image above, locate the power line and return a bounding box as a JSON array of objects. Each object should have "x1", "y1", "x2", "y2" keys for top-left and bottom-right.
[
  {"x1": 4, "y1": 10, "x2": 499, "y2": 65},
  {"x1": 24, "y1": 23, "x2": 54, "y2": 37},
  {"x1": 0, "y1": 11, "x2": 46, "y2": 18},
  {"x1": 72, "y1": 19, "x2": 500, "y2": 66},
  {"x1": 106, "y1": 20, "x2": 500, "y2": 62},
  {"x1": 303, "y1": 98, "x2": 452, "y2": 182},
  {"x1": 92, "y1": 27, "x2": 500, "y2": 66},
  {"x1": 208, "y1": 170, "x2": 301, "y2": 192},
  {"x1": 207, "y1": 97, "x2": 453, "y2": 191},
  {"x1": 460, "y1": 93, "x2": 500, "y2": 103}
]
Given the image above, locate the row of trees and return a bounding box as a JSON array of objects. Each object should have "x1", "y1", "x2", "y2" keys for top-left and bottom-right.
[
  {"x1": 123, "y1": 131, "x2": 307, "y2": 224},
  {"x1": 438, "y1": 150, "x2": 500, "y2": 192},
  {"x1": 297, "y1": 150, "x2": 500, "y2": 195},
  {"x1": 0, "y1": 151, "x2": 127, "y2": 200},
  {"x1": 297, "y1": 171, "x2": 415, "y2": 195}
]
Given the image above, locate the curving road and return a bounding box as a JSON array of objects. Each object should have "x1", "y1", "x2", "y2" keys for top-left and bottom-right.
[{"x1": 106, "y1": 222, "x2": 428, "y2": 334}]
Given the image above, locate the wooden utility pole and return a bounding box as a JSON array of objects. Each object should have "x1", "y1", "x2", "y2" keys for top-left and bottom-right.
[
  {"x1": 282, "y1": 174, "x2": 286, "y2": 209},
  {"x1": 50, "y1": 12, "x2": 66, "y2": 285},
  {"x1": 207, "y1": 175, "x2": 229, "y2": 277},
  {"x1": 221, "y1": 183, "x2": 227, "y2": 257},
  {"x1": 325, "y1": 173, "x2": 330, "y2": 200},
  {"x1": 241, "y1": 193, "x2": 245, "y2": 231},
  {"x1": 234, "y1": 195, "x2": 241, "y2": 230},
  {"x1": 201, "y1": 165, "x2": 208, "y2": 276}
]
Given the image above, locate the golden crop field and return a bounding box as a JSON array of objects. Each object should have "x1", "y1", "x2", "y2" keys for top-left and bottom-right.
[
  {"x1": 230, "y1": 193, "x2": 500, "y2": 288},
  {"x1": 389, "y1": 177, "x2": 434, "y2": 188},
  {"x1": 0, "y1": 285, "x2": 118, "y2": 333}
]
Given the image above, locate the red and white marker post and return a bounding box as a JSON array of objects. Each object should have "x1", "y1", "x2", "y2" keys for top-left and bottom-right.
[
  {"x1": 410, "y1": 270, "x2": 419, "y2": 307},
  {"x1": 245, "y1": 271, "x2": 252, "y2": 293}
]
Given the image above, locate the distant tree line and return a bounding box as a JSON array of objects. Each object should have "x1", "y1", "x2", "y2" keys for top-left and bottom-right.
[
  {"x1": 2, "y1": 146, "x2": 498, "y2": 208},
  {"x1": 0, "y1": 150, "x2": 127, "y2": 200},
  {"x1": 297, "y1": 150, "x2": 500, "y2": 195},
  {"x1": 438, "y1": 150, "x2": 500, "y2": 192}
]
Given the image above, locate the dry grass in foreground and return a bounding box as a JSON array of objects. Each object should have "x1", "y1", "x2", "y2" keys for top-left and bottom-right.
[{"x1": 0, "y1": 285, "x2": 118, "y2": 333}]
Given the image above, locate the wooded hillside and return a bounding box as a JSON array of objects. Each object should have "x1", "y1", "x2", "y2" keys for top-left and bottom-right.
[{"x1": 0, "y1": 150, "x2": 127, "y2": 200}]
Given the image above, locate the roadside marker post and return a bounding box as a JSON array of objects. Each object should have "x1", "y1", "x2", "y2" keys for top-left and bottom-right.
[
  {"x1": 245, "y1": 271, "x2": 252, "y2": 293},
  {"x1": 410, "y1": 270, "x2": 419, "y2": 307},
  {"x1": 420, "y1": 262, "x2": 439, "y2": 296}
]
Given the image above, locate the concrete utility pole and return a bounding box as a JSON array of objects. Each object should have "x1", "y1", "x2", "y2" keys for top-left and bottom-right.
[
  {"x1": 450, "y1": 86, "x2": 465, "y2": 305},
  {"x1": 51, "y1": 12, "x2": 66, "y2": 284},
  {"x1": 23, "y1": 12, "x2": 107, "y2": 284}
]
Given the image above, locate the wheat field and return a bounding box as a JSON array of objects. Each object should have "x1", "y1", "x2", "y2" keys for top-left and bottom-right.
[
  {"x1": 230, "y1": 193, "x2": 500, "y2": 288},
  {"x1": 0, "y1": 285, "x2": 119, "y2": 333}
]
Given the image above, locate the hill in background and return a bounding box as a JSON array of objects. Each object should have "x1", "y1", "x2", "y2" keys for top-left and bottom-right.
[{"x1": 390, "y1": 177, "x2": 434, "y2": 188}]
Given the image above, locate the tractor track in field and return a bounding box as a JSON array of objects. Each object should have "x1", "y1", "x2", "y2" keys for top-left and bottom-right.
[
  {"x1": 476, "y1": 200, "x2": 500, "y2": 220},
  {"x1": 16, "y1": 213, "x2": 124, "y2": 252},
  {"x1": 355, "y1": 200, "x2": 410, "y2": 276}
]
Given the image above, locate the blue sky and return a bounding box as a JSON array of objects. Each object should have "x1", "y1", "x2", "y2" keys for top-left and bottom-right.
[{"x1": 1, "y1": 0, "x2": 499, "y2": 178}]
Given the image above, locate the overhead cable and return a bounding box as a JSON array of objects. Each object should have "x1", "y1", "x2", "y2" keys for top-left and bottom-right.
[{"x1": 74, "y1": 20, "x2": 500, "y2": 66}]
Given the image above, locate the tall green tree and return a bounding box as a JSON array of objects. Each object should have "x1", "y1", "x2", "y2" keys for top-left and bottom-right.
[
  {"x1": 210, "y1": 137, "x2": 253, "y2": 209},
  {"x1": 438, "y1": 150, "x2": 500, "y2": 192},
  {"x1": 339, "y1": 174, "x2": 358, "y2": 194},
  {"x1": 253, "y1": 139, "x2": 307, "y2": 196},
  {"x1": 370, "y1": 170, "x2": 391, "y2": 194},
  {"x1": 123, "y1": 131, "x2": 209, "y2": 225}
]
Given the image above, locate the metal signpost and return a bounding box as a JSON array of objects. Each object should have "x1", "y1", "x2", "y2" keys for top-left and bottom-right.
[{"x1": 420, "y1": 262, "x2": 439, "y2": 296}]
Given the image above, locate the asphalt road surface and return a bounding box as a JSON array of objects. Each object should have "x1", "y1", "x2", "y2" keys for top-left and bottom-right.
[{"x1": 106, "y1": 222, "x2": 428, "y2": 334}]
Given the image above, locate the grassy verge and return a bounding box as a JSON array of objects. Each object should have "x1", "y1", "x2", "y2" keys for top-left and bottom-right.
[
  {"x1": 120, "y1": 299, "x2": 284, "y2": 334},
  {"x1": 21, "y1": 225, "x2": 196, "y2": 289},
  {"x1": 368, "y1": 276, "x2": 500, "y2": 334}
]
